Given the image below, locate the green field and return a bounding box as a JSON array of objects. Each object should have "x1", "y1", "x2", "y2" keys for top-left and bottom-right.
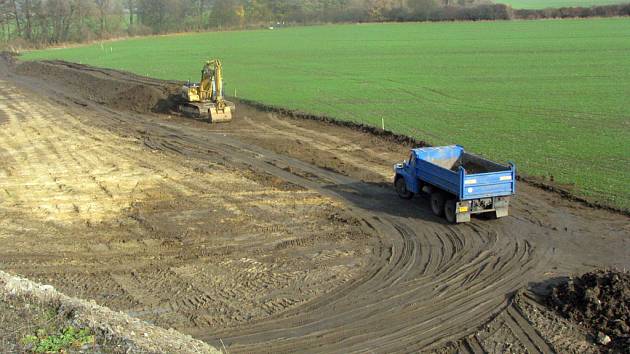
[
  {"x1": 22, "y1": 19, "x2": 630, "y2": 209},
  {"x1": 497, "y1": 0, "x2": 627, "y2": 9}
]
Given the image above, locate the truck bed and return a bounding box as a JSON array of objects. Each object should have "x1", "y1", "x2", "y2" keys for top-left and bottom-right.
[{"x1": 412, "y1": 146, "x2": 515, "y2": 200}]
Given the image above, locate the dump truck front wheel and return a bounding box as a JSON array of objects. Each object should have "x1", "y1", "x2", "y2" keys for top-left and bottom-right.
[
  {"x1": 430, "y1": 192, "x2": 445, "y2": 216},
  {"x1": 395, "y1": 177, "x2": 414, "y2": 200}
]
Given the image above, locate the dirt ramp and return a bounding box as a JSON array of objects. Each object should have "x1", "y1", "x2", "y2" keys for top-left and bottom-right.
[{"x1": 16, "y1": 60, "x2": 180, "y2": 113}]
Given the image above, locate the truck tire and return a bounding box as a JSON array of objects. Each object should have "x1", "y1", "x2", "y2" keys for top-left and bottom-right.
[
  {"x1": 395, "y1": 177, "x2": 414, "y2": 200},
  {"x1": 430, "y1": 192, "x2": 445, "y2": 216},
  {"x1": 444, "y1": 199, "x2": 456, "y2": 223}
]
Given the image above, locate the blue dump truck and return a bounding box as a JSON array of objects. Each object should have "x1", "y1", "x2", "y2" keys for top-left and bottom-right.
[{"x1": 394, "y1": 145, "x2": 516, "y2": 223}]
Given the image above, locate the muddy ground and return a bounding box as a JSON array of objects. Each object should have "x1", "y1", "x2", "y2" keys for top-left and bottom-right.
[{"x1": 0, "y1": 59, "x2": 629, "y2": 353}]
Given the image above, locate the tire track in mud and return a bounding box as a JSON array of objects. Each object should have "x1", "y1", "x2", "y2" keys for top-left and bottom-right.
[
  {"x1": 0, "y1": 81, "x2": 370, "y2": 332},
  {"x1": 5, "y1": 62, "x2": 629, "y2": 353},
  {"x1": 92, "y1": 113, "x2": 551, "y2": 352},
  {"x1": 463, "y1": 294, "x2": 577, "y2": 354},
  {"x1": 244, "y1": 115, "x2": 392, "y2": 182},
  {"x1": 2, "y1": 74, "x2": 550, "y2": 351},
  {"x1": 1, "y1": 81, "x2": 550, "y2": 352},
  {"x1": 503, "y1": 305, "x2": 553, "y2": 353}
]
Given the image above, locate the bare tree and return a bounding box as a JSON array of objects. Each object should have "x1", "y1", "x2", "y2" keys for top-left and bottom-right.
[
  {"x1": 0, "y1": 1, "x2": 10, "y2": 42},
  {"x1": 137, "y1": 0, "x2": 183, "y2": 33},
  {"x1": 210, "y1": 0, "x2": 239, "y2": 29},
  {"x1": 127, "y1": 0, "x2": 134, "y2": 25},
  {"x1": 20, "y1": 0, "x2": 34, "y2": 40},
  {"x1": 10, "y1": 0, "x2": 21, "y2": 37},
  {"x1": 46, "y1": 0, "x2": 75, "y2": 42},
  {"x1": 197, "y1": 0, "x2": 204, "y2": 30},
  {"x1": 94, "y1": 0, "x2": 110, "y2": 37}
]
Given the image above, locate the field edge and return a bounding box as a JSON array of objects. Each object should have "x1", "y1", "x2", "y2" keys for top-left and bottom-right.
[{"x1": 236, "y1": 96, "x2": 630, "y2": 217}]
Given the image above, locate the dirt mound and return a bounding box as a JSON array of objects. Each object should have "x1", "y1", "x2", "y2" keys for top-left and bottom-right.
[
  {"x1": 16, "y1": 60, "x2": 180, "y2": 113},
  {"x1": 111, "y1": 84, "x2": 170, "y2": 112},
  {"x1": 548, "y1": 270, "x2": 630, "y2": 353}
]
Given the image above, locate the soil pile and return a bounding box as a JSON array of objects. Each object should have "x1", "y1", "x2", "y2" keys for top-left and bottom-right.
[
  {"x1": 16, "y1": 60, "x2": 180, "y2": 113},
  {"x1": 548, "y1": 270, "x2": 630, "y2": 353}
]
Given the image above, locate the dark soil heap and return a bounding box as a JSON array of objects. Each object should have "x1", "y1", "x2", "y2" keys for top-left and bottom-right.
[
  {"x1": 15, "y1": 60, "x2": 180, "y2": 114},
  {"x1": 548, "y1": 270, "x2": 630, "y2": 353}
]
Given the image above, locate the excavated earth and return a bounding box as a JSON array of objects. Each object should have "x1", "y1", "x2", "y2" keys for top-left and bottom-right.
[
  {"x1": 549, "y1": 270, "x2": 630, "y2": 353},
  {"x1": 0, "y1": 58, "x2": 629, "y2": 353}
]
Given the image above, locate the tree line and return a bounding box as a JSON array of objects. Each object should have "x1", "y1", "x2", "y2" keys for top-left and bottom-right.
[{"x1": 1, "y1": 0, "x2": 629, "y2": 47}]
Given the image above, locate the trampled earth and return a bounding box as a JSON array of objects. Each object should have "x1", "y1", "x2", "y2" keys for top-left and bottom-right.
[{"x1": 0, "y1": 58, "x2": 628, "y2": 353}]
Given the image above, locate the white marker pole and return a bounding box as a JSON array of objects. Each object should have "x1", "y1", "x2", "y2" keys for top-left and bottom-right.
[{"x1": 381, "y1": 117, "x2": 385, "y2": 131}]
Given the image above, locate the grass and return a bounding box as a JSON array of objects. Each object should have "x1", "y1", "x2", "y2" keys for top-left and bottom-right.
[
  {"x1": 22, "y1": 326, "x2": 94, "y2": 353},
  {"x1": 0, "y1": 296, "x2": 126, "y2": 353},
  {"x1": 496, "y1": 0, "x2": 628, "y2": 9},
  {"x1": 21, "y1": 19, "x2": 630, "y2": 210}
]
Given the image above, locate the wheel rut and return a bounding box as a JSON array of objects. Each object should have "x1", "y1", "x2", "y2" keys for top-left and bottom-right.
[
  {"x1": 101, "y1": 119, "x2": 548, "y2": 352},
  {"x1": 2, "y1": 61, "x2": 629, "y2": 353}
]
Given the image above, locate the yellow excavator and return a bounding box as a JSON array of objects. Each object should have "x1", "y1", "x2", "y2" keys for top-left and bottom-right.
[{"x1": 179, "y1": 59, "x2": 234, "y2": 122}]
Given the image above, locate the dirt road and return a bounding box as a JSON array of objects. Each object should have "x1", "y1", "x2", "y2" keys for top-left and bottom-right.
[{"x1": 1, "y1": 59, "x2": 628, "y2": 353}]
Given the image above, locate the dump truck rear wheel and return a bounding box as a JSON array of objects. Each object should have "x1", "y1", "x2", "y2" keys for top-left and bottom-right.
[
  {"x1": 395, "y1": 177, "x2": 414, "y2": 200},
  {"x1": 444, "y1": 199, "x2": 456, "y2": 223},
  {"x1": 430, "y1": 192, "x2": 445, "y2": 216}
]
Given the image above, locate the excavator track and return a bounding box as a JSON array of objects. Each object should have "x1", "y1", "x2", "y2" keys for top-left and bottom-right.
[
  {"x1": 178, "y1": 101, "x2": 233, "y2": 123},
  {"x1": 178, "y1": 102, "x2": 212, "y2": 118}
]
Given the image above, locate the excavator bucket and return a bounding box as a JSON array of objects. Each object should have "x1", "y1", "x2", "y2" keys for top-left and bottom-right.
[{"x1": 209, "y1": 106, "x2": 232, "y2": 123}]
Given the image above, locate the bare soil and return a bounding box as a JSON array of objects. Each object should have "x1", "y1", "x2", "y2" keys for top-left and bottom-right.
[
  {"x1": 549, "y1": 270, "x2": 630, "y2": 353},
  {"x1": 1, "y1": 58, "x2": 629, "y2": 353}
]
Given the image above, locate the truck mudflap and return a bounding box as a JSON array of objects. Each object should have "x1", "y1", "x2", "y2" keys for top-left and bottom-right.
[
  {"x1": 493, "y1": 196, "x2": 510, "y2": 218},
  {"x1": 455, "y1": 196, "x2": 511, "y2": 223},
  {"x1": 455, "y1": 201, "x2": 471, "y2": 223}
]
